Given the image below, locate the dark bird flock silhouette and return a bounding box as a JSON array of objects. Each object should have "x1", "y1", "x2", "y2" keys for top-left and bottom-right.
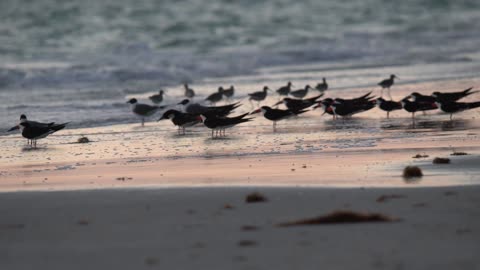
[{"x1": 6, "y1": 75, "x2": 480, "y2": 147}]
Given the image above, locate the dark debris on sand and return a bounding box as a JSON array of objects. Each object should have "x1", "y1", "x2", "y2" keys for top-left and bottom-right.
[
  {"x1": 237, "y1": 240, "x2": 258, "y2": 247},
  {"x1": 77, "y1": 136, "x2": 91, "y2": 143},
  {"x1": 451, "y1": 151, "x2": 468, "y2": 156},
  {"x1": 277, "y1": 210, "x2": 399, "y2": 227},
  {"x1": 241, "y1": 225, "x2": 259, "y2": 231},
  {"x1": 412, "y1": 154, "x2": 429, "y2": 158},
  {"x1": 433, "y1": 157, "x2": 450, "y2": 164},
  {"x1": 245, "y1": 192, "x2": 267, "y2": 203},
  {"x1": 403, "y1": 166, "x2": 423, "y2": 178},
  {"x1": 376, "y1": 194, "x2": 406, "y2": 203}
]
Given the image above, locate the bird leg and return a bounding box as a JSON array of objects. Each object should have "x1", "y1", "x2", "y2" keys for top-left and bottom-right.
[
  {"x1": 387, "y1": 111, "x2": 390, "y2": 119},
  {"x1": 141, "y1": 118, "x2": 145, "y2": 127},
  {"x1": 387, "y1": 88, "x2": 392, "y2": 100},
  {"x1": 273, "y1": 121, "x2": 277, "y2": 132}
]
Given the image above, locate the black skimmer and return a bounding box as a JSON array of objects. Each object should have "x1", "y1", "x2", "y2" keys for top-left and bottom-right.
[
  {"x1": 251, "y1": 106, "x2": 307, "y2": 132},
  {"x1": 222, "y1": 85, "x2": 235, "y2": 100},
  {"x1": 432, "y1": 87, "x2": 477, "y2": 103},
  {"x1": 401, "y1": 98, "x2": 437, "y2": 120},
  {"x1": 314, "y1": 92, "x2": 374, "y2": 119},
  {"x1": 276, "y1": 81, "x2": 293, "y2": 96},
  {"x1": 409, "y1": 92, "x2": 436, "y2": 103},
  {"x1": 330, "y1": 99, "x2": 376, "y2": 118},
  {"x1": 158, "y1": 109, "x2": 201, "y2": 135},
  {"x1": 314, "y1": 98, "x2": 335, "y2": 118},
  {"x1": 18, "y1": 121, "x2": 68, "y2": 148},
  {"x1": 435, "y1": 100, "x2": 480, "y2": 120},
  {"x1": 199, "y1": 113, "x2": 252, "y2": 138},
  {"x1": 205, "y1": 87, "x2": 224, "y2": 104},
  {"x1": 8, "y1": 114, "x2": 57, "y2": 146},
  {"x1": 127, "y1": 98, "x2": 164, "y2": 126},
  {"x1": 248, "y1": 86, "x2": 270, "y2": 106},
  {"x1": 274, "y1": 94, "x2": 323, "y2": 113},
  {"x1": 178, "y1": 99, "x2": 240, "y2": 117},
  {"x1": 289, "y1": 85, "x2": 312, "y2": 98},
  {"x1": 376, "y1": 98, "x2": 402, "y2": 118},
  {"x1": 315, "y1": 78, "x2": 328, "y2": 92},
  {"x1": 184, "y1": 84, "x2": 195, "y2": 98},
  {"x1": 378, "y1": 74, "x2": 398, "y2": 100},
  {"x1": 334, "y1": 91, "x2": 375, "y2": 105},
  {"x1": 149, "y1": 90, "x2": 165, "y2": 104}
]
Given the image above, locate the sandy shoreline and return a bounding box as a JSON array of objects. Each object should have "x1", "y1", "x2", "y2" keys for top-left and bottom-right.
[{"x1": 2, "y1": 185, "x2": 479, "y2": 269}]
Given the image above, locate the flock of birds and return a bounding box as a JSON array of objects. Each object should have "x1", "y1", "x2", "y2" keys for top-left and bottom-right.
[{"x1": 7, "y1": 75, "x2": 480, "y2": 147}]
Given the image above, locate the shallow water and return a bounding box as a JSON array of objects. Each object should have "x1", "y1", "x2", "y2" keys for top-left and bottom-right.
[{"x1": 1, "y1": 0, "x2": 480, "y2": 131}]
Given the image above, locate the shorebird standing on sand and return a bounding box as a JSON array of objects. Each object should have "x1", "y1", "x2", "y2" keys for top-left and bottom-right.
[
  {"x1": 251, "y1": 106, "x2": 308, "y2": 132},
  {"x1": 127, "y1": 98, "x2": 164, "y2": 126},
  {"x1": 149, "y1": 89, "x2": 165, "y2": 104},
  {"x1": 177, "y1": 99, "x2": 241, "y2": 117},
  {"x1": 184, "y1": 84, "x2": 195, "y2": 98},
  {"x1": 376, "y1": 98, "x2": 403, "y2": 119},
  {"x1": 8, "y1": 114, "x2": 59, "y2": 146},
  {"x1": 378, "y1": 74, "x2": 398, "y2": 100},
  {"x1": 315, "y1": 78, "x2": 328, "y2": 92},
  {"x1": 205, "y1": 87, "x2": 224, "y2": 105},
  {"x1": 248, "y1": 86, "x2": 270, "y2": 107},
  {"x1": 276, "y1": 81, "x2": 293, "y2": 97},
  {"x1": 158, "y1": 109, "x2": 201, "y2": 135},
  {"x1": 199, "y1": 113, "x2": 252, "y2": 138},
  {"x1": 17, "y1": 121, "x2": 68, "y2": 148},
  {"x1": 289, "y1": 85, "x2": 313, "y2": 99},
  {"x1": 222, "y1": 85, "x2": 235, "y2": 100},
  {"x1": 435, "y1": 100, "x2": 480, "y2": 120},
  {"x1": 432, "y1": 87, "x2": 477, "y2": 103}
]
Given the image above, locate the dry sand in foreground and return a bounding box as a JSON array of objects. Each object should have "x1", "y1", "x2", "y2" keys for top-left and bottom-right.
[{"x1": 1, "y1": 186, "x2": 479, "y2": 270}]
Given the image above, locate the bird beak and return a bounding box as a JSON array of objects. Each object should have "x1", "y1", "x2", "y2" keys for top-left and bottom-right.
[
  {"x1": 326, "y1": 107, "x2": 333, "y2": 113},
  {"x1": 250, "y1": 109, "x2": 261, "y2": 115},
  {"x1": 272, "y1": 100, "x2": 282, "y2": 106},
  {"x1": 7, "y1": 125, "x2": 19, "y2": 132}
]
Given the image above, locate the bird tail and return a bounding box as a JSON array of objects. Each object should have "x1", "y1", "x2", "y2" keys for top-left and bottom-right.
[
  {"x1": 464, "y1": 87, "x2": 479, "y2": 97},
  {"x1": 51, "y1": 122, "x2": 69, "y2": 132},
  {"x1": 294, "y1": 109, "x2": 309, "y2": 115},
  {"x1": 467, "y1": 101, "x2": 480, "y2": 109},
  {"x1": 231, "y1": 113, "x2": 250, "y2": 120}
]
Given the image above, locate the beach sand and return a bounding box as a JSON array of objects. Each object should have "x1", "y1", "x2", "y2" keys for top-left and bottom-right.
[
  {"x1": 1, "y1": 73, "x2": 480, "y2": 269},
  {"x1": 1, "y1": 186, "x2": 479, "y2": 269}
]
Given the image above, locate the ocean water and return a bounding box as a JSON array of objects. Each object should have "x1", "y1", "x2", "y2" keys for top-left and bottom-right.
[{"x1": 1, "y1": 0, "x2": 480, "y2": 132}]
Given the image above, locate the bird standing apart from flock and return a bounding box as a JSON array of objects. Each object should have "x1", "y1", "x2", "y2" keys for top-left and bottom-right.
[
  {"x1": 7, "y1": 114, "x2": 68, "y2": 148},
  {"x1": 378, "y1": 74, "x2": 398, "y2": 100}
]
